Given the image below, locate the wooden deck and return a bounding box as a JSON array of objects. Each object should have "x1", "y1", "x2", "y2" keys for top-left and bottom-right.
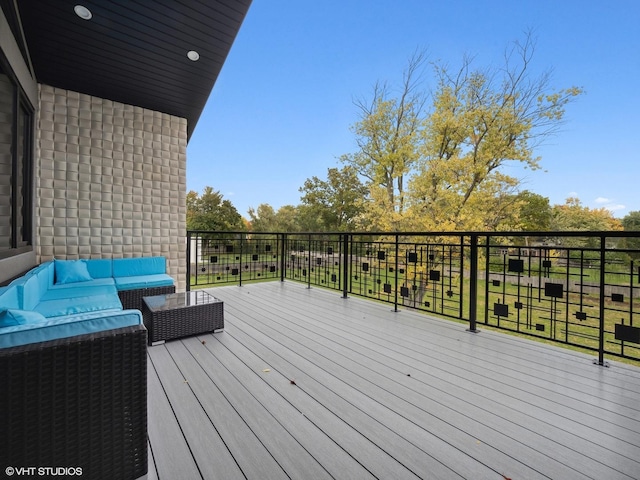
[{"x1": 144, "y1": 282, "x2": 640, "y2": 480}]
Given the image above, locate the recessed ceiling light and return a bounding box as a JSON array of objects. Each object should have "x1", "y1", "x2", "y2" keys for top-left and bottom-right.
[
  {"x1": 187, "y1": 50, "x2": 200, "y2": 61},
  {"x1": 74, "y1": 5, "x2": 93, "y2": 20}
]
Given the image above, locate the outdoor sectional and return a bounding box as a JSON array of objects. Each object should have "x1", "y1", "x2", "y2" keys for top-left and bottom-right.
[{"x1": 0, "y1": 256, "x2": 175, "y2": 480}]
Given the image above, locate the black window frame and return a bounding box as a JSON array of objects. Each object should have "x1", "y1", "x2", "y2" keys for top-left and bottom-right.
[{"x1": 0, "y1": 52, "x2": 34, "y2": 259}]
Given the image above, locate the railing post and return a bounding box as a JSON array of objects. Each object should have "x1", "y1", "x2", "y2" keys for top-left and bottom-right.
[
  {"x1": 280, "y1": 233, "x2": 286, "y2": 282},
  {"x1": 186, "y1": 231, "x2": 192, "y2": 292},
  {"x1": 394, "y1": 234, "x2": 399, "y2": 312},
  {"x1": 239, "y1": 234, "x2": 244, "y2": 287},
  {"x1": 459, "y1": 234, "x2": 464, "y2": 319},
  {"x1": 307, "y1": 233, "x2": 312, "y2": 289},
  {"x1": 467, "y1": 234, "x2": 479, "y2": 332},
  {"x1": 596, "y1": 234, "x2": 607, "y2": 366},
  {"x1": 342, "y1": 233, "x2": 349, "y2": 298}
]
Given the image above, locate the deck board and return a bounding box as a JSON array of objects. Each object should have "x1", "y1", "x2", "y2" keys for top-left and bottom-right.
[
  {"x1": 255, "y1": 285, "x2": 640, "y2": 431},
  {"x1": 222, "y1": 313, "x2": 465, "y2": 480},
  {"x1": 190, "y1": 334, "x2": 377, "y2": 479},
  {"x1": 147, "y1": 356, "x2": 200, "y2": 479},
  {"x1": 218, "y1": 287, "x2": 623, "y2": 479},
  {"x1": 150, "y1": 345, "x2": 246, "y2": 479},
  {"x1": 236, "y1": 284, "x2": 640, "y2": 463},
  {"x1": 170, "y1": 337, "x2": 333, "y2": 480},
  {"x1": 145, "y1": 444, "x2": 158, "y2": 480},
  {"x1": 222, "y1": 306, "x2": 625, "y2": 478},
  {"x1": 146, "y1": 282, "x2": 640, "y2": 480}
]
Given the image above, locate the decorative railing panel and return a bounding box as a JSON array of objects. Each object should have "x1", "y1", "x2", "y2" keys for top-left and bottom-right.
[
  {"x1": 343, "y1": 235, "x2": 466, "y2": 319},
  {"x1": 188, "y1": 233, "x2": 282, "y2": 287},
  {"x1": 187, "y1": 230, "x2": 640, "y2": 363},
  {"x1": 283, "y1": 234, "x2": 345, "y2": 289}
]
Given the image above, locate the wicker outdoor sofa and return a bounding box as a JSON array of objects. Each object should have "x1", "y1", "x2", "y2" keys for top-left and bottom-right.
[
  {"x1": 0, "y1": 325, "x2": 148, "y2": 479},
  {"x1": 0, "y1": 257, "x2": 175, "y2": 479}
]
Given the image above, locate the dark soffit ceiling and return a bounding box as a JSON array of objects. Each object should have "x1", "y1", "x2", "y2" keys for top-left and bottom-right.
[{"x1": 17, "y1": 0, "x2": 252, "y2": 139}]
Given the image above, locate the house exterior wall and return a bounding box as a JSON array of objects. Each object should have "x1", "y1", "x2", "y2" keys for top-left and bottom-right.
[{"x1": 36, "y1": 84, "x2": 187, "y2": 291}]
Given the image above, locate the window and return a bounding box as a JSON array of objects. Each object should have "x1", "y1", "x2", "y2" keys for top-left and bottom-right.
[{"x1": 0, "y1": 59, "x2": 33, "y2": 257}]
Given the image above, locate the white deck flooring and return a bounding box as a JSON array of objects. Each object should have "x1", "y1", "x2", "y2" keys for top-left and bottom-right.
[{"x1": 144, "y1": 281, "x2": 640, "y2": 479}]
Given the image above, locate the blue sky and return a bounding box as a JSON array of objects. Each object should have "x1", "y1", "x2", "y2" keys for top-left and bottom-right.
[{"x1": 187, "y1": 0, "x2": 640, "y2": 219}]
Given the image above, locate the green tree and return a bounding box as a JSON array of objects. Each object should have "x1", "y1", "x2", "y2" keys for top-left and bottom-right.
[
  {"x1": 248, "y1": 203, "x2": 304, "y2": 232},
  {"x1": 275, "y1": 205, "x2": 303, "y2": 232},
  {"x1": 299, "y1": 166, "x2": 369, "y2": 231},
  {"x1": 488, "y1": 190, "x2": 552, "y2": 245},
  {"x1": 622, "y1": 211, "x2": 640, "y2": 231},
  {"x1": 247, "y1": 204, "x2": 278, "y2": 232},
  {"x1": 516, "y1": 191, "x2": 552, "y2": 231},
  {"x1": 186, "y1": 187, "x2": 245, "y2": 231},
  {"x1": 621, "y1": 210, "x2": 640, "y2": 259}
]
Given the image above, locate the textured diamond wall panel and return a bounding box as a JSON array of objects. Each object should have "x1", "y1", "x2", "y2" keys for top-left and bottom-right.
[{"x1": 36, "y1": 85, "x2": 187, "y2": 290}]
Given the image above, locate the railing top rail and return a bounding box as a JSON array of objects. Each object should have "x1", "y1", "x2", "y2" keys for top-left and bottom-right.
[{"x1": 187, "y1": 230, "x2": 640, "y2": 238}]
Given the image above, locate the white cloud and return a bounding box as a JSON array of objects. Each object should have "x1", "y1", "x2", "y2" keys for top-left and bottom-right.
[
  {"x1": 591, "y1": 196, "x2": 626, "y2": 215},
  {"x1": 606, "y1": 204, "x2": 626, "y2": 212}
]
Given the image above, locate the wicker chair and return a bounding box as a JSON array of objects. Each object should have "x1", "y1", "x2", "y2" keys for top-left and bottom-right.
[{"x1": 0, "y1": 325, "x2": 148, "y2": 480}]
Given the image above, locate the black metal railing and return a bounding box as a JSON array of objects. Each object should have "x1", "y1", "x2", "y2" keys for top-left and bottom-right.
[{"x1": 187, "y1": 230, "x2": 640, "y2": 364}]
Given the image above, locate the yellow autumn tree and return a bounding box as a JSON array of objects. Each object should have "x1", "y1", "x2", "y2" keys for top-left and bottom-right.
[
  {"x1": 341, "y1": 50, "x2": 427, "y2": 230},
  {"x1": 550, "y1": 197, "x2": 622, "y2": 232},
  {"x1": 408, "y1": 35, "x2": 583, "y2": 230},
  {"x1": 343, "y1": 33, "x2": 583, "y2": 232}
]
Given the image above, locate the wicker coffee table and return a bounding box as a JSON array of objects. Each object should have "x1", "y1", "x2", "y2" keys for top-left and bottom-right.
[{"x1": 142, "y1": 290, "x2": 224, "y2": 345}]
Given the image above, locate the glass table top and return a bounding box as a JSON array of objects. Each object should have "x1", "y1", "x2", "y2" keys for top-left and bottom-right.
[{"x1": 143, "y1": 290, "x2": 221, "y2": 312}]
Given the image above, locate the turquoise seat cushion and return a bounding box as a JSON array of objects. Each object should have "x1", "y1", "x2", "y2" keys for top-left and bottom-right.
[
  {"x1": 48, "y1": 277, "x2": 115, "y2": 290},
  {"x1": 55, "y1": 259, "x2": 93, "y2": 284},
  {"x1": 41, "y1": 284, "x2": 118, "y2": 301},
  {"x1": 114, "y1": 274, "x2": 174, "y2": 291},
  {"x1": 113, "y1": 256, "x2": 166, "y2": 277},
  {"x1": 33, "y1": 293, "x2": 123, "y2": 318},
  {"x1": 0, "y1": 309, "x2": 143, "y2": 349}
]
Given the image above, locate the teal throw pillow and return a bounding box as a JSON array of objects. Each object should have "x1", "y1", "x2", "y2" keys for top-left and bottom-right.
[
  {"x1": 0, "y1": 309, "x2": 47, "y2": 327},
  {"x1": 55, "y1": 259, "x2": 93, "y2": 284}
]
